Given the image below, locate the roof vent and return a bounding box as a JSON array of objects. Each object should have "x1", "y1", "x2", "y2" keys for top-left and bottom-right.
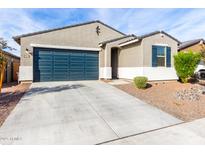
[
  {"x1": 160, "y1": 32, "x2": 164, "y2": 38},
  {"x1": 200, "y1": 40, "x2": 204, "y2": 45}
]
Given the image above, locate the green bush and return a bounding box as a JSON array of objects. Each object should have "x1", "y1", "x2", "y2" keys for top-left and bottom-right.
[
  {"x1": 174, "y1": 51, "x2": 201, "y2": 83},
  {"x1": 133, "y1": 76, "x2": 148, "y2": 89}
]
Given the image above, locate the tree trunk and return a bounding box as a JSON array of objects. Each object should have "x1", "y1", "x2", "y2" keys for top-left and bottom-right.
[{"x1": 0, "y1": 61, "x2": 6, "y2": 94}]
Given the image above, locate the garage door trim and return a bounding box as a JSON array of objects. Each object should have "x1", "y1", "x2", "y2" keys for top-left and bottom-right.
[
  {"x1": 33, "y1": 47, "x2": 99, "y2": 82},
  {"x1": 31, "y1": 43, "x2": 101, "y2": 51}
]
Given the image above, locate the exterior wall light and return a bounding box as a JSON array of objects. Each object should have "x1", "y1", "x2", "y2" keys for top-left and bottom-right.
[
  {"x1": 96, "y1": 26, "x2": 101, "y2": 35},
  {"x1": 26, "y1": 48, "x2": 32, "y2": 55}
]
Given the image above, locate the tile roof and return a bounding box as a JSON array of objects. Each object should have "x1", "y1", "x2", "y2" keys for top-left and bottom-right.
[
  {"x1": 13, "y1": 20, "x2": 126, "y2": 44},
  {"x1": 119, "y1": 31, "x2": 181, "y2": 47},
  {"x1": 178, "y1": 39, "x2": 205, "y2": 50},
  {"x1": 1, "y1": 50, "x2": 20, "y2": 59},
  {"x1": 99, "y1": 34, "x2": 136, "y2": 46}
]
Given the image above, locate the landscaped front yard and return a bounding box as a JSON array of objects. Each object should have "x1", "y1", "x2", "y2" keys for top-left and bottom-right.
[
  {"x1": 0, "y1": 83, "x2": 31, "y2": 126},
  {"x1": 115, "y1": 80, "x2": 205, "y2": 122}
]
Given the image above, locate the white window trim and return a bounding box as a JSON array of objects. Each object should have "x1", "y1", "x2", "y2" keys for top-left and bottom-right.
[
  {"x1": 119, "y1": 39, "x2": 139, "y2": 47},
  {"x1": 154, "y1": 43, "x2": 169, "y2": 47}
]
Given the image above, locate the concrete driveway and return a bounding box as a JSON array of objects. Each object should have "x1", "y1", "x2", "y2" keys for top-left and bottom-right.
[
  {"x1": 104, "y1": 118, "x2": 205, "y2": 145},
  {"x1": 0, "y1": 81, "x2": 181, "y2": 144}
]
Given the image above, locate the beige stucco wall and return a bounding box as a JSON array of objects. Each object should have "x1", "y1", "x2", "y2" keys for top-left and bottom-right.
[
  {"x1": 141, "y1": 33, "x2": 178, "y2": 67},
  {"x1": 118, "y1": 33, "x2": 178, "y2": 68},
  {"x1": 118, "y1": 42, "x2": 142, "y2": 67},
  {"x1": 20, "y1": 22, "x2": 124, "y2": 66},
  {"x1": 99, "y1": 48, "x2": 105, "y2": 67},
  {"x1": 102, "y1": 36, "x2": 135, "y2": 67}
]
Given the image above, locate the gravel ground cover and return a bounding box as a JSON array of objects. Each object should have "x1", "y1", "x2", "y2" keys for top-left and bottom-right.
[
  {"x1": 0, "y1": 83, "x2": 31, "y2": 126},
  {"x1": 115, "y1": 80, "x2": 205, "y2": 122}
]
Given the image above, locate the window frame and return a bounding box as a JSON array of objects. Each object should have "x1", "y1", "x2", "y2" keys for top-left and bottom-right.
[
  {"x1": 156, "y1": 46, "x2": 166, "y2": 67},
  {"x1": 153, "y1": 45, "x2": 169, "y2": 67}
]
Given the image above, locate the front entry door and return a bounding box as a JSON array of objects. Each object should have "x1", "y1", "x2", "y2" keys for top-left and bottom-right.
[{"x1": 111, "y1": 48, "x2": 118, "y2": 79}]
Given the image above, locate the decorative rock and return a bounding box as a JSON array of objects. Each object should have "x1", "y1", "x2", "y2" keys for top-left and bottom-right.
[{"x1": 175, "y1": 85, "x2": 204, "y2": 102}]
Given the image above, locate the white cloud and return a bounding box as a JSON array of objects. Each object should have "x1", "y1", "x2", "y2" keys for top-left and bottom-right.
[
  {"x1": 88, "y1": 8, "x2": 205, "y2": 42},
  {"x1": 1, "y1": 8, "x2": 205, "y2": 57},
  {"x1": 167, "y1": 9, "x2": 205, "y2": 41},
  {"x1": 88, "y1": 9, "x2": 176, "y2": 34},
  {"x1": 0, "y1": 9, "x2": 48, "y2": 56}
]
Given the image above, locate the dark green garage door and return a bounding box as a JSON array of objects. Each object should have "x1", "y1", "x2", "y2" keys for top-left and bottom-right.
[{"x1": 33, "y1": 48, "x2": 99, "y2": 82}]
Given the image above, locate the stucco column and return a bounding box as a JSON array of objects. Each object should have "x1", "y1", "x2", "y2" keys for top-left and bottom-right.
[{"x1": 104, "y1": 45, "x2": 112, "y2": 79}]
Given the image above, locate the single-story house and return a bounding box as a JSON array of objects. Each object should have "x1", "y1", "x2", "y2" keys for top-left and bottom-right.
[
  {"x1": 178, "y1": 39, "x2": 205, "y2": 72},
  {"x1": 13, "y1": 20, "x2": 180, "y2": 82},
  {"x1": 1, "y1": 50, "x2": 20, "y2": 83}
]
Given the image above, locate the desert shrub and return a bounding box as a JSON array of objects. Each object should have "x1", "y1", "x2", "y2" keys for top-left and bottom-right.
[
  {"x1": 133, "y1": 76, "x2": 148, "y2": 89},
  {"x1": 174, "y1": 51, "x2": 201, "y2": 83}
]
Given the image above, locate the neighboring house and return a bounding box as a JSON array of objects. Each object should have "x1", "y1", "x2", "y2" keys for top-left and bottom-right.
[
  {"x1": 178, "y1": 39, "x2": 205, "y2": 72},
  {"x1": 178, "y1": 38, "x2": 205, "y2": 52},
  {"x1": 1, "y1": 50, "x2": 20, "y2": 83},
  {"x1": 13, "y1": 20, "x2": 180, "y2": 82}
]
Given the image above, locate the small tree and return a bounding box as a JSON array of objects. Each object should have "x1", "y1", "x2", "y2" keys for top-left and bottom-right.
[
  {"x1": 174, "y1": 51, "x2": 201, "y2": 83},
  {"x1": 0, "y1": 38, "x2": 16, "y2": 93}
]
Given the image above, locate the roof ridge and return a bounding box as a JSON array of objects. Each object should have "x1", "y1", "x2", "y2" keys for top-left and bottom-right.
[
  {"x1": 181, "y1": 38, "x2": 204, "y2": 43},
  {"x1": 99, "y1": 34, "x2": 136, "y2": 45},
  {"x1": 138, "y1": 30, "x2": 180, "y2": 43},
  {"x1": 119, "y1": 30, "x2": 181, "y2": 47},
  {"x1": 13, "y1": 20, "x2": 126, "y2": 44},
  {"x1": 119, "y1": 37, "x2": 138, "y2": 45},
  {"x1": 178, "y1": 38, "x2": 205, "y2": 50},
  {"x1": 1, "y1": 50, "x2": 20, "y2": 59}
]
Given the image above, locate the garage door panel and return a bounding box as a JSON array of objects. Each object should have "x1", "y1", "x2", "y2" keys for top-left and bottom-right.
[
  {"x1": 70, "y1": 64, "x2": 85, "y2": 68},
  {"x1": 40, "y1": 77, "x2": 53, "y2": 81},
  {"x1": 86, "y1": 75, "x2": 99, "y2": 79},
  {"x1": 38, "y1": 70, "x2": 53, "y2": 74},
  {"x1": 36, "y1": 61, "x2": 53, "y2": 66},
  {"x1": 54, "y1": 58, "x2": 68, "y2": 62},
  {"x1": 37, "y1": 54, "x2": 53, "y2": 58},
  {"x1": 85, "y1": 62, "x2": 98, "y2": 66},
  {"x1": 85, "y1": 70, "x2": 98, "y2": 73},
  {"x1": 70, "y1": 58, "x2": 84, "y2": 62},
  {"x1": 70, "y1": 75, "x2": 85, "y2": 80},
  {"x1": 53, "y1": 63, "x2": 69, "y2": 68},
  {"x1": 35, "y1": 74, "x2": 53, "y2": 82},
  {"x1": 53, "y1": 75, "x2": 69, "y2": 81},
  {"x1": 53, "y1": 53, "x2": 69, "y2": 81},
  {"x1": 34, "y1": 48, "x2": 99, "y2": 82},
  {"x1": 53, "y1": 55, "x2": 69, "y2": 60},
  {"x1": 69, "y1": 69, "x2": 84, "y2": 73},
  {"x1": 85, "y1": 59, "x2": 98, "y2": 63}
]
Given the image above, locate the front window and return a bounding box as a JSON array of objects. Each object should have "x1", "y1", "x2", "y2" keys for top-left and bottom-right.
[
  {"x1": 152, "y1": 45, "x2": 171, "y2": 67},
  {"x1": 156, "y1": 47, "x2": 166, "y2": 67}
]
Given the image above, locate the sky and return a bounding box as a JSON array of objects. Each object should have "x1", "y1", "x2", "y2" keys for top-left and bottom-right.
[{"x1": 1, "y1": 8, "x2": 205, "y2": 56}]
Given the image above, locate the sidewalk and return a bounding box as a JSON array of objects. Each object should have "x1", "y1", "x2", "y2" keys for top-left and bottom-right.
[{"x1": 103, "y1": 118, "x2": 205, "y2": 145}]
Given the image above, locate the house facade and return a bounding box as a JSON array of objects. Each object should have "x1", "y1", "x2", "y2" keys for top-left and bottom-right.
[
  {"x1": 100, "y1": 31, "x2": 179, "y2": 80},
  {"x1": 13, "y1": 20, "x2": 180, "y2": 82}
]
